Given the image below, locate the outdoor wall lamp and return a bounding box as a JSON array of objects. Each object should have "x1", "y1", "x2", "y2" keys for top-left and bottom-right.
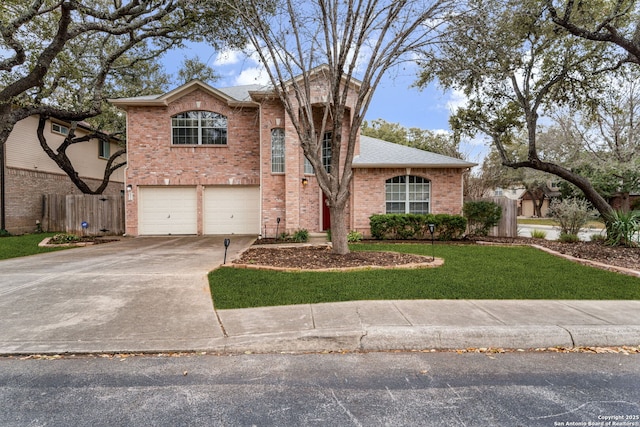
[
  {"x1": 301, "y1": 177, "x2": 309, "y2": 186},
  {"x1": 126, "y1": 184, "x2": 132, "y2": 191}
]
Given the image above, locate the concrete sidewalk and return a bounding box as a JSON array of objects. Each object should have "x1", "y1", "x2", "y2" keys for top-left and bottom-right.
[{"x1": 211, "y1": 300, "x2": 640, "y2": 353}]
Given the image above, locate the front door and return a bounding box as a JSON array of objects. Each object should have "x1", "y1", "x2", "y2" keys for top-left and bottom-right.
[{"x1": 322, "y1": 193, "x2": 331, "y2": 231}]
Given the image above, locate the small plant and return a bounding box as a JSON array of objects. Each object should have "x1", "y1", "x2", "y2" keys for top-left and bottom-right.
[
  {"x1": 0, "y1": 229, "x2": 11, "y2": 237},
  {"x1": 278, "y1": 232, "x2": 291, "y2": 241},
  {"x1": 605, "y1": 210, "x2": 640, "y2": 247},
  {"x1": 326, "y1": 229, "x2": 332, "y2": 242},
  {"x1": 530, "y1": 229, "x2": 547, "y2": 239},
  {"x1": 590, "y1": 233, "x2": 606, "y2": 242},
  {"x1": 347, "y1": 230, "x2": 363, "y2": 242},
  {"x1": 463, "y1": 201, "x2": 502, "y2": 237},
  {"x1": 558, "y1": 233, "x2": 580, "y2": 243},
  {"x1": 547, "y1": 198, "x2": 596, "y2": 235},
  {"x1": 49, "y1": 233, "x2": 81, "y2": 244},
  {"x1": 292, "y1": 229, "x2": 309, "y2": 243}
]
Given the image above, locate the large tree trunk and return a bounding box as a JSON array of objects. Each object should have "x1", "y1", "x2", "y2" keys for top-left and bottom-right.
[{"x1": 329, "y1": 205, "x2": 349, "y2": 255}]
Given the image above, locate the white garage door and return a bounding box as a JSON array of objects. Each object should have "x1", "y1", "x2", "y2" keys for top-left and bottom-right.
[
  {"x1": 204, "y1": 186, "x2": 260, "y2": 234},
  {"x1": 139, "y1": 187, "x2": 197, "y2": 235}
]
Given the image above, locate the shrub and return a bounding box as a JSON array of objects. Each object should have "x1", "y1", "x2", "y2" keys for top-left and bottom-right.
[
  {"x1": 347, "y1": 230, "x2": 363, "y2": 242},
  {"x1": 369, "y1": 213, "x2": 466, "y2": 241},
  {"x1": 49, "y1": 233, "x2": 80, "y2": 244},
  {"x1": 292, "y1": 229, "x2": 309, "y2": 243},
  {"x1": 547, "y1": 198, "x2": 596, "y2": 235},
  {"x1": 559, "y1": 233, "x2": 580, "y2": 243},
  {"x1": 0, "y1": 229, "x2": 11, "y2": 237},
  {"x1": 590, "y1": 233, "x2": 606, "y2": 242},
  {"x1": 605, "y1": 210, "x2": 640, "y2": 247},
  {"x1": 463, "y1": 201, "x2": 502, "y2": 237},
  {"x1": 530, "y1": 229, "x2": 547, "y2": 239}
]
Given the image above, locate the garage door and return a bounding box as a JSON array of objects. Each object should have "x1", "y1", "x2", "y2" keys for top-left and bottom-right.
[
  {"x1": 204, "y1": 186, "x2": 259, "y2": 234},
  {"x1": 138, "y1": 187, "x2": 197, "y2": 235}
]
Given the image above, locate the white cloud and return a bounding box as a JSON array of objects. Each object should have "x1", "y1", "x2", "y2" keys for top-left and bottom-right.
[
  {"x1": 446, "y1": 88, "x2": 468, "y2": 113},
  {"x1": 213, "y1": 49, "x2": 243, "y2": 66},
  {"x1": 234, "y1": 66, "x2": 271, "y2": 86}
]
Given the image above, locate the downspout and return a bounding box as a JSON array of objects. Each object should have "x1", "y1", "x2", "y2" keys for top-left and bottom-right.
[{"x1": 0, "y1": 142, "x2": 5, "y2": 232}]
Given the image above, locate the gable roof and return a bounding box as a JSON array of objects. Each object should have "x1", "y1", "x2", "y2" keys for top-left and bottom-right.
[
  {"x1": 353, "y1": 136, "x2": 477, "y2": 169},
  {"x1": 109, "y1": 80, "x2": 263, "y2": 109}
]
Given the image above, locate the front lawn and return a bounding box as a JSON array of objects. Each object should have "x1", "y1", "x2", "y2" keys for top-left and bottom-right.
[
  {"x1": 209, "y1": 243, "x2": 640, "y2": 309},
  {"x1": 0, "y1": 233, "x2": 72, "y2": 260}
]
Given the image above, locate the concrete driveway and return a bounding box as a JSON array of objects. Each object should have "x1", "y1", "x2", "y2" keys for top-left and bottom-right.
[{"x1": 0, "y1": 236, "x2": 254, "y2": 354}]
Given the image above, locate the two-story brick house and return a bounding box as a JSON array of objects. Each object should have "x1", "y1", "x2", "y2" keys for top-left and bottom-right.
[{"x1": 111, "y1": 73, "x2": 475, "y2": 238}]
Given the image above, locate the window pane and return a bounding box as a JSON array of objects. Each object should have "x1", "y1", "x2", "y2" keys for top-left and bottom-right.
[
  {"x1": 271, "y1": 128, "x2": 285, "y2": 173},
  {"x1": 322, "y1": 132, "x2": 332, "y2": 173},
  {"x1": 386, "y1": 202, "x2": 406, "y2": 214},
  {"x1": 409, "y1": 202, "x2": 429, "y2": 214},
  {"x1": 386, "y1": 175, "x2": 431, "y2": 214},
  {"x1": 172, "y1": 111, "x2": 227, "y2": 145}
]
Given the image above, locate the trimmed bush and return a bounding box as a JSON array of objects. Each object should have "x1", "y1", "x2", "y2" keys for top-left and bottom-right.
[
  {"x1": 463, "y1": 201, "x2": 502, "y2": 236},
  {"x1": 369, "y1": 213, "x2": 467, "y2": 241}
]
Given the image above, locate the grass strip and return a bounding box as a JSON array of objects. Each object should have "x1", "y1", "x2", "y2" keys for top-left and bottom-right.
[
  {"x1": 209, "y1": 243, "x2": 639, "y2": 309},
  {"x1": 0, "y1": 233, "x2": 73, "y2": 260}
]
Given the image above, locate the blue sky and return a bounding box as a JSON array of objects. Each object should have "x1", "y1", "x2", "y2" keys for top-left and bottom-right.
[{"x1": 161, "y1": 45, "x2": 486, "y2": 164}]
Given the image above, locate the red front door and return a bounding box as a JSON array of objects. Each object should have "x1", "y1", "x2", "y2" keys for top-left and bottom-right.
[{"x1": 322, "y1": 193, "x2": 331, "y2": 231}]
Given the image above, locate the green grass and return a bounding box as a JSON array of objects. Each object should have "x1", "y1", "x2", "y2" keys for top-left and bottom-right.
[
  {"x1": 209, "y1": 243, "x2": 640, "y2": 309},
  {"x1": 0, "y1": 233, "x2": 73, "y2": 260}
]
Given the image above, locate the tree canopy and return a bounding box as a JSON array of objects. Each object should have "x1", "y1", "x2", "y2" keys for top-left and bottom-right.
[
  {"x1": 216, "y1": 0, "x2": 453, "y2": 254},
  {"x1": 0, "y1": 0, "x2": 243, "y2": 200},
  {"x1": 417, "y1": 0, "x2": 629, "y2": 220}
]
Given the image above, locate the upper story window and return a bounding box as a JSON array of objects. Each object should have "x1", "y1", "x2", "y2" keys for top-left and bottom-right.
[
  {"x1": 172, "y1": 111, "x2": 227, "y2": 145},
  {"x1": 322, "y1": 131, "x2": 332, "y2": 173},
  {"x1": 271, "y1": 128, "x2": 285, "y2": 173},
  {"x1": 98, "y1": 140, "x2": 110, "y2": 159},
  {"x1": 386, "y1": 175, "x2": 431, "y2": 214},
  {"x1": 51, "y1": 122, "x2": 69, "y2": 136}
]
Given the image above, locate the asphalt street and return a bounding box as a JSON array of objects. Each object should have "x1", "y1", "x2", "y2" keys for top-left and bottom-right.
[{"x1": 1, "y1": 352, "x2": 638, "y2": 426}]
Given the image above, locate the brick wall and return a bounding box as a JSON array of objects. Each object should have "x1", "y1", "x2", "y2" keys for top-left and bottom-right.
[
  {"x1": 3, "y1": 167, "x2": 123, "y2": 234},
  {"x1": 124, "y1": 89, "x2": 261, "y2": 235},
  {"x1": 351, "y1": 167, "x2": 465, "y2": 237}
]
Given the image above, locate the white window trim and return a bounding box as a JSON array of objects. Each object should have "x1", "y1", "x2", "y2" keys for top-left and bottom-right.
[
  {"x1": 171, "y1": 110, "x2": 228, "y2": 146},
  {"x1": 271, "y1": 128, "x2": 285, "y2": 173},
  {"x1": 98, "y1": 140, "x2": 110, "y2": 159},
  {"x1": 385, "y1": 175, "x2": 431, "y2": 214},
  {"x1": 51, "y1": 122, "x2": 69, "y2": 136}
]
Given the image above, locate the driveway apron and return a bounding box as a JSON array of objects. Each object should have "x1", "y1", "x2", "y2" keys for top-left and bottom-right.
[{"x1": 0, "y1": 236, "x2": 254, "y2": 354}]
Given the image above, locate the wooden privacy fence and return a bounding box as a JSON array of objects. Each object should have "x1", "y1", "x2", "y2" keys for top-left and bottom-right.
[
  {"x1": 487, "y1": 197, "x2": 518, "y2": 238},
  {"x1": 42, "y1": 194, "x2": 125, "y2": 236}
]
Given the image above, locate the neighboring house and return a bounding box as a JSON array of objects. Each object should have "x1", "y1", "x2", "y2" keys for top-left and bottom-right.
[
  {"x1": 0, "y1": 116, "x2": 125, "y2": 234},
  {"x1": 111, "y1": 73, "x2": 476, "y2": 238},
  {"x1": 519, "y1": 182, "x2": 561, "y2": 217}
]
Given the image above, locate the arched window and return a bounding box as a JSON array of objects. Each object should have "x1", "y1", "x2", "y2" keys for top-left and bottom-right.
[
  {"x1": 271, "y1": 128, "x2": 285, "y2": 173},
  {"x1": 172, "y1": 111, "x2": 227, "y2": 145},
  {"x1": 385, "y1": 175, "x2": 430, "y2": 214}
]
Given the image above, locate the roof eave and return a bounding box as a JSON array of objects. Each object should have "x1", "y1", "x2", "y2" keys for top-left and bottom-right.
[{"x1": 352, "y1": 163, "x2": 477, "y2": 169}]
